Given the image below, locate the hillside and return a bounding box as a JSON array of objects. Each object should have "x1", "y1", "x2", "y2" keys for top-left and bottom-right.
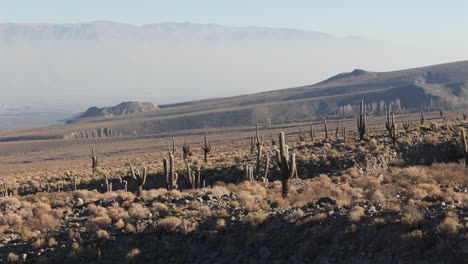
[
  {"x1": 63, "y1": 60, "x2": 468, "y2": 139},
  {"x1": 1, "y1": 60, "x2": 468, "y2": 141},
  {"x1": 69, "y1": 101, "x2": 158, "y2": 122}
]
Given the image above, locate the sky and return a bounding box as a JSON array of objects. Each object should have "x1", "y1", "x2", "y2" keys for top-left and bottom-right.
[{"x1": 1, "y1": 0, "x2": 467, "y2": 46}]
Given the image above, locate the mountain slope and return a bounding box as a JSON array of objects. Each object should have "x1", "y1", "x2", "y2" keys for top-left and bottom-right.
[{"x1": 1, "y1": 60, "x2": 467, "y2": 141}]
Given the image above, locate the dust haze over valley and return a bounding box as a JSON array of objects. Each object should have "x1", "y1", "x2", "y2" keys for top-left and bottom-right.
[{"x1": 0, "y1": 21, "x2": 466, "y2": 129}]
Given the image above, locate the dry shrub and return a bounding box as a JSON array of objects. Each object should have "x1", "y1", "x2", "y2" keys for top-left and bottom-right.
[
  {"x1": 71, "y1": 242, "x2": 80, "y2": 251},
  {"x1": 39, "y1": 214, "x2": 60, "y2": 229},
  {"x1": 430, "y1": 163, "x2": 468, "y2": 186},
  {"x1": 126, "y1": 248, "x2": 141, "y2": 262},
  {"x1": 128, "y1": 203, "x2": 150, "y2": 220},
  {"x1": 7, "y1": 252, "x2": 19, "y2": 263},
  {"x1": 179, "y1": 219, "x2": 198, "y2": 235},
  {"x1": 0, "y1": 212, "x2": 23, "y2": 228},
  {"x1": 437, "y1": 211, "x2": 459, "y2": 234},
  {"x1": 0, "y1": 196, "x2": 21, "y2": 209},
  {"x1": 107, "y1": 203, "x2": 129, "y2": 221},
  {"x1": 404, "y1": 229, "x2": 425, "y2": 239},
  {"x1": 402, "y1": 209, "x2": 424, "y2": 227},
  {"x1": 366, "y1": 189, "x2": 385, "y2": 204},
  {"x1": 97, "y1": 229, "x2": 110, "y2": 240},
  {"x1": 89, "y1": 215, "x2": 111, "y2": 228},
  {"x1": 33, "y1": 238, "x2": 46, "y2": 249},
  {"x1": 244, "y1": 211, "x2": 267, "y2": 227},
  {"x1": 348, "y1": 205, "x2": 365, "y2": 222},
  {"x1": 159, "y1": 216, "x2": 182, "y2": 232},
  {"x1": 408, "y1": 183, "x2": 441, "y2": 200},
  {"x1": 33, "y1": 202, "x2": 52, "y2": 217},
  {"x1": 383, "y1": 201, "x2": 401, "y2": 213},
  {"x1": 140, "y1": 189, "x2": 166, "y2": 199},
  {"x1": 73, "y1": 190, "x2": 100, "y2": 202},
  {"x1": 115, "y1": 219, "x2": 125, "y2": 229},
  {"x1": 289, "y1": 176, "x2": 357, "y2": 207},
  {"x1": 443, "y1": 187, "x2": 468, "y2": 204},
  {"x1": 344, "y1": 167, "x2": 360, "y2": 178},
  {"x1": 48, "y1": 237, "x2": 57, "y2": 247},
  {"x1": 205, "y1": 186, "x2": 230, "y2": 197},
  {"x1": 285, "y1": 209, "x2": 304, "y2": 223},
  {"x1": 352, "y1": 176, "x2": 381, "y2": 190},
  {"x1": 87, "y1": 204, "x2": 107, "y2": 217},
  {"x1": 151, "y1": 202, "x2": 169, "y2": 217}
]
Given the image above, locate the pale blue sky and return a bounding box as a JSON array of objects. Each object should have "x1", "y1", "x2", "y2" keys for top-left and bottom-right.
[{"x1": 0, "y1": 0, "x2": 467, "y2": 44}]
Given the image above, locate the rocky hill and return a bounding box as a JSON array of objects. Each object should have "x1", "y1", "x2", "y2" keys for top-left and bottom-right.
[{"x1": 68, "y1": 101, "x2": 158, "y2": 123}]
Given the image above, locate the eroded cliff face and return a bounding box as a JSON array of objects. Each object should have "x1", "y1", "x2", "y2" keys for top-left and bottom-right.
[{"x1": 64, "y1": 128, "x2": 125, "y2": 139}]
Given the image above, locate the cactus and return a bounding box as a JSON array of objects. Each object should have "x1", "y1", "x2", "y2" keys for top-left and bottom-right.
[
  {"x1": 385, "y1": 105, "x2": 392, "y2": 135},
  {"x1": 3, "y1": 182, "x2": 8, "y2": 197},
  {"x1": 271, "y1": 134, "x2": 276, "y2": 146},
  {"x1": 298, "y1": 127, "x2": 306, "y2": 142},
  {"x1": 164, "y1": 154, "x2": 178, "y2": 191},
  {"x1": 254, "y1": 124, "x2": 263, "y2": 175},
  {"x1": 104, "y1": 174, "x2": 111, "y2": 193},
  {"x1": 439, "y1": 109, "x2": 443, "y2": 118},
  {"x1": 245, "y1": 163, "x2": 254, "y2": 182},
  {"x1": 357, "y1": 100, "x2": 366, "y2": 141},
  {"x1": 186, "y1": 163, "x2": 195, "y2": 189},
  {"x1": 403, "y1": 120, "x2": 410, "y2": 131},
  {"x1": 323, "y1": 118, "x2": 329, "y2": 142},
  {"x1": 420, "y1": 111, "x2": 425, "y2": 125},
  {"x1": 91, "y1": 147, "x2": 99, "y2": 174},
  {"x1": 201, "y1": 131, "x2": 212, "y2": 162},
  {"x1": 123, "y1": 180, "x2": 128, "y2": 192},
  {"x1": 250, "y1": 135, "x2": 255, "y2": 154},
  {"x1": 309, "y1": 123, "x2": 316, "y2": 142},
  {"x1": 342, "y1": 126, "x2": 346, "y2": 142},
  {"x1": 335, "y1": 121, "x2": 340, "y2": 140},
  {"x1": 73, "y1": 175, "x2": 78, "y2": 191},
  {"x1": 386, "y1": 113, "x2": 398, "y2": 144},
  {"x1": 129, "y1": 165, "x2": 147, "y2": 197},
  {"x1": 461, "y1": 129, "x2": 468, "y2": 166},
  {"x1": 182, "y1": 139, "x2": 191, "y2": 162},
  {"x1": 275, "y1": 132, "x2": 297, "y2": 198},
  {"x1": 262, "y1": 156, "x2": 270, "y2": 184},
  {"x1": 463, "y1": 112, "x2": 467, "y2": 121},
  {"x1": 168, "y1": 137, "x2": 177, "y2": 155}
]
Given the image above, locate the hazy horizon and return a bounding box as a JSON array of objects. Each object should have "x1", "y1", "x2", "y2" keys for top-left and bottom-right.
[{"x1": 0, "y1": 21, "x2": 466, "y2": 111}]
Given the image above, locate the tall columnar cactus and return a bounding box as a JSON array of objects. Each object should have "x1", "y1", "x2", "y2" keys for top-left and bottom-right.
[
  {"x1": 342, "y1": 126, "x2": 346, "y2": 142},
  {"x1": 262, "y1": 156, "x2": 270, "y2": 184},
  {"x1": 420, "y1": 111, "x2": 425, "y2": 125},
  {"x1": 186, "y1": 163, "x2": 195, "y2": 189},
  {"x1": 335, "y1": 121, "x2": 340, "y2": 140},
  {"x1": 323, "y1": 118, "x2": 329, "y2": 142},
  {"x1": 168, "y1": 137, "x2": 177, "y2": 155},
  {"x1": 164, "y1": 154, "x2": 178, "y2": 191},
  {"x1": 461, "y1": 129, "x2": 468, "y2": 166},
  {"x1": 271, "y1": 134, "x2": 277, "y2": 146},
  {"x1": 275, "y1": 132, "x2": 297, "y2": 198},
  {"x1": 385, "y1": 105, "x2": 392, "y2": 135},
  {"x1": 463, "y1": 112, "x2": 467, "y2": 121},
  {"x1": 386, "y1": 113, "x2": 398, "y2": 144},
  {"x1": 201, "y1": 131, "x2": 212, "y2": 162},
  {"x1": 129, "y1": 165, "x2": 147, "y2": 197},
  {"x1": 403, "y1": 120, "x2": 410, "y2": 131},
  {"x1": 91, "y1": 147, "x2": 99, "y2": 174},
  {"x1": 298, "y1": 127, "x2": 306, "y2": 142},
  {"x1": 245, "y1": 163, "x2": 254, "y2": 182},
  {"x1": 440, "y1": 109, "x2": 444, "y2": 118},
  {"x1": 309, "y1": 123, "x2": 316, "y2": 142},
  {"x1": 250, "y1": 135, "x2": 255, "y2": 154},
  {"x1": 357, "y1": 99, "x2": 366, "y2": 141},
  {"x1": 254, "y1": 124, "x2": 263, "y2": 175},
  {"x1": 182, "y1": 139, "x2": 191, "y2": 162}
]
